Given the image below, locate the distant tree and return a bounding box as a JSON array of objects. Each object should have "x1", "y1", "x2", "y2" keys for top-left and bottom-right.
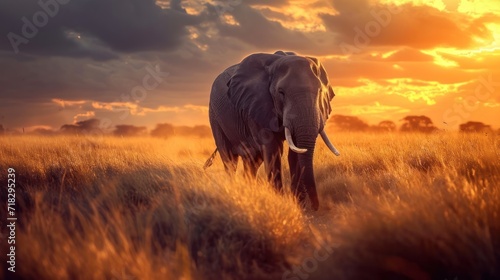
[
  {"x1": 174, "y1": 125, "x2": 192, "y2": 136},
  {"x1": 61, "y1": 119, "x2": 102, "y2": 135},
  {"x1": 31, "y1": 128, "x2": 56, "y2": 136},
  {"x1": 151, "y1": 123, "x2": 211, "y2": 138},
  {"x1": 377, "y1": 120, "x2": 396, "y2": 132},
  {"x1": 400, "y1": 115, "x2": 437, "y2": 133},
  {"x1": 113, "y1": 125, "x2": 147, "y2": 137},
  {"x1": 330, "y1": 115, "x2": 369, "y2": 131},
  {"x1": 459, "y1": 121, "x2": 492, "y2": 133},
  {"x1": 3, "y1": 128, "x2": 22, "y2": 135},
  {"x1": 0, "y1": 124, "x2": 4, "y2": 135},
  {"x1": 151, "y1": 123, "x2": 175, "y2": 138},
  {"x1": 192, "y1": 125, "x2": 211, "y2": 138},
  {"x1": 174, "y1": 125, "x2": 211, "y2": 138}
]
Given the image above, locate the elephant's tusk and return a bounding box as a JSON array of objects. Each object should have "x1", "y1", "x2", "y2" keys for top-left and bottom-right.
[
  {"x1": 320, "y1": 130, "x2": 340, "y2": 156},
  {"x1": 285, "y1": 127, "x2": 308, "y2": 153}
]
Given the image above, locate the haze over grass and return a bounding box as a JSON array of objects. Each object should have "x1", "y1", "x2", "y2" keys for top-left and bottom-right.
[{"x1": 0, "y1": 133, "x2": 499, "y2": 279}]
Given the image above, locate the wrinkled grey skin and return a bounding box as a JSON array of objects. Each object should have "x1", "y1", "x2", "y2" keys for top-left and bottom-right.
[{"x1": 206, "y1": 51, "x2": 335, "y2": 210}]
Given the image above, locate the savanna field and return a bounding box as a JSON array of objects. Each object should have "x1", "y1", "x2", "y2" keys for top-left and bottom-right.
[{"x1": 1, "y1": 132, "x2": 499, "y2": 280}]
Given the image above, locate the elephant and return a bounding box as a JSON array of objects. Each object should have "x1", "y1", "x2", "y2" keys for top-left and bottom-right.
[{"x1": 204, "y1": 51, "x2": 340, "y2": 211}]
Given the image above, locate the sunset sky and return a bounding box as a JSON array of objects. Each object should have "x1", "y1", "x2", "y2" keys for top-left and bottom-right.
[{"x1": 0, "y1": 0, "x2": 499, "y2": 132}]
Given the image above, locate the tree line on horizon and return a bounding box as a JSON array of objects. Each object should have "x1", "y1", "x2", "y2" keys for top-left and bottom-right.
[
  {"x1": 0, "y1": 119, "x2": 211, "y2": 138},
  {"x1": 328, "y1": 115, "x2": 496, "y2": 134},
  {"x1": 0, "y1": 116, "x2": 496, "y2": 137}
]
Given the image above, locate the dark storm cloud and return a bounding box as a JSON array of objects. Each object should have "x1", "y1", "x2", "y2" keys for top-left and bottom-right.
[
  {"x1": 68, "y1": 0, "x2": 201, "y2": 52},
  {"x1": 0, "y1": 0, "x2": 201, "y2": 58},
  {"x1": 215, "y1": 3, "x2": 310, "y2": 51},
  {"x1": 169, "y1": 0, "x2": 187, "y2": 12},
  {"x1": 0, "y1": 54, "x2": 120, "y2": 100}
]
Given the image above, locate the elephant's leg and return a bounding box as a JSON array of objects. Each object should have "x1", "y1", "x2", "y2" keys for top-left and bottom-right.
[
  {"x1": 238, "y1": 143, "x2": 263, "y2": 179},
  {"x1": 288, "y1": 149, "x2": 307, "y2": 206},
  {"x1": 242, "y1": 155, "x2": 263, "y2": 179},
  {"x1": 263, "y1": 141, "x2": 283, "y2": 192},
  {"x1": 221, "y1": 152, "x2": 238, "y2": 174},
  {"x1": 210, "y1": 120, "x2": 238, "y2": 175}
]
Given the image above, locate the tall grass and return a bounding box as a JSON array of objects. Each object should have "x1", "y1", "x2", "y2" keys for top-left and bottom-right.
[{"x1": 0, "y1": 133, "x2": 499, "y2": 279}]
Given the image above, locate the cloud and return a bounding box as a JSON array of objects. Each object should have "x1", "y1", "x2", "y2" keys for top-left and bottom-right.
[
  {"x1": 183, "y1": 104, "x2": 209, "y2": 113},
  {"x1": 321, "y1": 0, "x2": 498, "y2": 49},
  {"x1": 335, "y1": 103, "x2": 411, "y2": 116},
  {"x1": 253, "y1": 1, "x2": 331, "y2": 32},
  {"x1": 0, "y1": 0, "x2": 202, "y2": 57},
  {"x1": 384, "y1": 48, "x2": 434, "y2": 62},
  {"x1": 73, "y1": 111, "x2": 95, "y2": 122},
  {"x1": 215, "y1": 4, "x2": 311, "y2": 51},
  {"x1": 92, "y1": 101, "x2": 183, "y2": 116},
  {"x1": 53, "y1": 98, "x2": 87, "y2": 108},
  {"x1": 438, "y1": 48, "x2": 500, "y2": 70},
  {"x1": 321, "y1": 50, "x2": 490, "y2": 86},
  {"x1": 90, "y1": 100, "x2": 207, "y2": 116}
]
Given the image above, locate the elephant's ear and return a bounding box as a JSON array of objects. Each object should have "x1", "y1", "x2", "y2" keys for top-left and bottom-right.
[
  {"x1": 307, "y1": 57, "x2": 335, "y2": 121},
  {"x1": 227, "y1": 53, "x2": 282, "y2": 132}
]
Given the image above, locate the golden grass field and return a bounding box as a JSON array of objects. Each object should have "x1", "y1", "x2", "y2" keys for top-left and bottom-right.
[{"x1": 1, "y1": 132, "x2": 499, "y2": 280}]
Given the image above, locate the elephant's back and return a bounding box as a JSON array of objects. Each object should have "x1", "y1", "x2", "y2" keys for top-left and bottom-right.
[{"x1": 209, "y1": 64, "x2": 239, "y2": 110}]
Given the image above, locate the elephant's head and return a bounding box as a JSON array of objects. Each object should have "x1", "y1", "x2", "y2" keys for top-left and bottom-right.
[{"x1": 227, "y1": 52, "x2": 339, "y2": 210}]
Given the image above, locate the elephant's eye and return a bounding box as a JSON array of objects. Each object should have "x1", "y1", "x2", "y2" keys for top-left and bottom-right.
[{"x1": 278, "y1": 88, "x2": 285, "y2": 96}]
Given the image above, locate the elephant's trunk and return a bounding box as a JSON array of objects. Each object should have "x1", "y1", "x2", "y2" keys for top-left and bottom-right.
[
  {"x1": 283, "y1": 95, "x2": 322, "y2": 210},
  {"x1": 294, "y1": 128, "x2": 320, "y2": 210}
]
